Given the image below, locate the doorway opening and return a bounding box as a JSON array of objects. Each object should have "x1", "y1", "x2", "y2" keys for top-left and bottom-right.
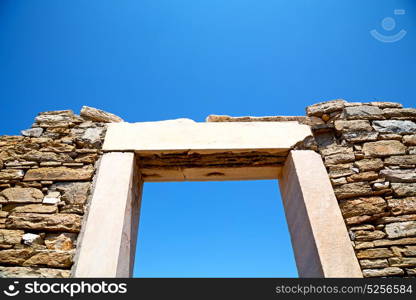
[{"x1": 134, "y1": 180, "x2": 298, "y2": 277}]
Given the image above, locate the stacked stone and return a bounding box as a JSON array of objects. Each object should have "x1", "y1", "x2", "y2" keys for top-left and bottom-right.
[
  {"x1": 0, "y1": 106, "x2": 122, "y2": 277},
  {"x1": 307, "y1": 99, "x2": 416, "y2": 277}
]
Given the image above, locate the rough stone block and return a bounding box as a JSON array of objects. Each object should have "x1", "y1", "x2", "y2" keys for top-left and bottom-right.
[
  {"x1": 363, "y1": 140, "x2": 406, "y2": 157},
  {"x1": 6, "y1": 213, "x2": 81, "y2": 232},
  {"x1": 24, "y1": 166, "x2": 94, "y2": 181},
  {"x1": 385, "y1": 221, "x2": 416, "y2": 239},
  {"x1": 372, "y1": 120, "x2": 416, "y2": 134}
]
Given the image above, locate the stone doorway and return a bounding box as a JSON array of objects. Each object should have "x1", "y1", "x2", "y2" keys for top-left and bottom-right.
[{"x1": 73, "y1": 120, "x2": 361, "y2": 278}]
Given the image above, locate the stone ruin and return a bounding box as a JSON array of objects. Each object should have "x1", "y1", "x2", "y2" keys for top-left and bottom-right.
[{"x1": 0, "y1": 100, "x2": 415, "y2": 278}]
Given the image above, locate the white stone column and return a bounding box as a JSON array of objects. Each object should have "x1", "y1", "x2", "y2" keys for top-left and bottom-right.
[
  {"x1": 73, "y1": 152, "x2": 142, "y2": 277},
  {"x1": 279, "y1": 150, "x2": 362, "y2": 278}
]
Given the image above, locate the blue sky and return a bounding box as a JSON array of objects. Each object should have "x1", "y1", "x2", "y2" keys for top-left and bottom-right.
[{"x1": 1, "y1": 1, "x2": 415, "y2": 277}]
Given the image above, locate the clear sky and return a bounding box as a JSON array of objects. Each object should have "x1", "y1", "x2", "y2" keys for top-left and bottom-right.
[{"x1": 1, "y1": 1, "x2": 415, "y2": 277}]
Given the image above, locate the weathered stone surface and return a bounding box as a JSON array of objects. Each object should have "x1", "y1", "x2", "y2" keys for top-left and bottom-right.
[
  {"x1": 339, "y1": 197, "x2": 386, "y2": 218},
  {"x1": 385, "y1": 221, "x2": 416, "y2": 238},
  {"x1": 372, "y1": 120, "x2": 416, "y2": 134},
  {"x1": 0, "y1": 170, "x2": 24, "y2": 181},
  {"x1": 21, "y1": 128, "x2": 44, "y2": 137},
  {"x1": 6, "y1": 213, "x2": 81, "y2": 232},
  {"x1": 1, "y1": 188, "x2": 43, "y2": 203},
  {"x1": 388, "y1": 257, "x2": 416, "y2": 268},
  {"x1": 348, "y1": 171, "x2": 379, "y2": 182},
  {"x1": 388, "y1": 198, "x2": 416, "y2": 216},
  {"x1": 350, "y1": 224, "x2": 375, "y2": 231},
  {"x1": 80, "y1": 106, "x2": 123, "y2": 123},
  {"x1": 407, "y1": 268, "x2": 416, "y2": 275},
  {"x1": 45, "y1": 233, "x2": 76, "y2": 250},
  {"x1": 23, "y1": 250, "x2": 73, "y2": 268},
  {"x1": 392, "y1": 183, "x2": 416, "y2": 197},
  {"x1": 0, "y1": 229, "x2": 24, "y2": 246},
  {"x1": 378, "y1": 133, "x2": 403, "y2": 140},
  {"x1": 75, "y1": 153, "x2": 98, "y2": 163},
  {"x1": 40, "y1": 143, "x2": 75, "y2": 153},
  {"x1": 35, "y1": 110, "x2": 82, "y2": 127},
  {"x1": 376, "y1": 215, "x2": 416, "y2": 225},
  {"x1": 401, "y1": 246, "x2": 416, "y2": 256},
  {"x1": 359, "y1": 259, "x2": 389, "y2": 269},
  {"x1": 343, "y1": 131, "x2": 378, "y2": 143},
  {"x1": 331, "y1": 177, "x2": 347, "y2": 186},
  {"x1": 306, "y1": 99, "x2": 345, "y2": 117},
  {"x1": 385, "y1": 155, "x2": 416, "y2": 166},
  {"x1": 383, "y1": 108, "x2": 416, "y2": 119},
  {"x1": 362, "y1": 267, "x2": 404, "y2": 277},
  {"x1": 373, "y1": 237, "x2": 416, "y2": 247},
  {"x1": 380, "y1": 169, "x2": 416, "y2": 183},
  {"x1": 357, "y1": 248, "x2": 394, "y2": 259},
  {"x1": 353, "y1": 159, "x2": 384, "y2": 172},
  {"x1": 324, "y1": 151, "x2": 355, "y2": 165},
  {"x1": 334, "y1": 120, "x2": 373, "y2": 132},
  {"x1": 404, "y1": 135, "x2": 416, "y2": 145},
  {"x1": 344, "y1": 105, "x2": 384, "y2": 120},
  {"x1": 0, "y1": 266, "x2": 70, "y2": 278},
  {"x1": 363, "y1": 140, "x2": 406, "y2": 157},
  {"x1": 354, "y1": 230, "x2": 385, "y2": 241},
  {"x1": 24, "y1": 166, "x2": 94, "y2": 181},
  {"x1": 22, "y1": 150, "x2": 72, "y2": 162},
  {"x1": 51, "y1": 182, "x2": 90, "y2": 212},
  {"x1": 0, "y1": 249, "x2": 33, "y2": 265},
  {"x1": 370, "y1": 102, "x2": 403, "y2": 109},
  {"x1": 6, "y1": 204, "x2": 58, "y2": 214},
  {"x1": 334, "y1": 182, "x2": 373, "y2": 200}
]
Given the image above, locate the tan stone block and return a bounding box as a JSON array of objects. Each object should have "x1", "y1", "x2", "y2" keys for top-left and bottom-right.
[
  {"x1": 1, "y1": 187, "x2": 43, "y2": 203},
  {"x1": 6, "y1": 204, "x2": 58, "y2": 214},
  {"x1": 0, "y1": 229, "x2": 24, "y2": 245},
  {"x1": 353, "y1": 158, "x2": 384, "y2": 171},
  {"x1": 388, "y1": 257, "x2": 416, "y2": 268},
  {"x1": 388, "y1": 197, "x2": 416, "y2": 215},
  {"x1": 363, "y1": 140, "x2": 406, "y2": 157},
  {"x1": 357, "y1": 248, "x2": 394, "y2": 259},
  {"x1": 404, "y1": 135, "x2": 416, "y2": 145},
  {"x1": 334, "y1": 182, "x2": 373, "y2": 200},
  {"x1": 362, "y1": 267, "x2": 404, "y2": 277},
  {"x1": 0, "y1": 266, "x2": 70, "y2": 278},
  {"x1": 0, "y1": 170, "x2": 24, "y2": 181},
  {"x1": 334, "y1": 120, "x2": 373, "y2": 132},
  {"x1": 45, "y1": 233, "x2": 77, "y2": 250},
  {"x1": 359, "y1": 259, "x2": 389, "y2": 269},
  {"x1": 373, "y1": 237, "x2": 416, "y2": 247},
  {"x1": 348, "y1": 171, "x2": 379, "y2": 182},
  {"x1": 339, "y1": 197, "x2": 386, "y2": 218},
  {"x1": 392, "y1": 183, "x2": 416, "y2": 197},
  {"x1": 23, "y1": 250, "x2": 74, "y2": 268},
  {"x1": 354, "y1": 230, "x2": 386, "y2": 241},
  {"x1": 6, "y1": 213, "x2": 81, "y2": 232},
  {"x1": 23, "y1": 166, "x2": 94, "y2": 181},
  {"x1": 385, "y1": 155, "x2": 416, "y2": 166},
  {"x1": 0, "y1": 249, "x2": 33, "y2": 265}
]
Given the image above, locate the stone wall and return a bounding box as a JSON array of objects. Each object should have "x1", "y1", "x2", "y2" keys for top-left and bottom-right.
[
  {"x1": 1, "y1": 100, "x2": 415, "y2": 278},
  {"x1": 0, "y1": 107, "x2": 122, "y2": 277},
  {"x1": 306, "y1": 100, "x2": 416, "y2": 277}
]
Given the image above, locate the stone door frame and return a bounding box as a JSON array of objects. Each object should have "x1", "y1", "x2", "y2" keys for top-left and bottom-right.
[{"x1": 73, "y1": 120, "x2": 362, "y2": 278}]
